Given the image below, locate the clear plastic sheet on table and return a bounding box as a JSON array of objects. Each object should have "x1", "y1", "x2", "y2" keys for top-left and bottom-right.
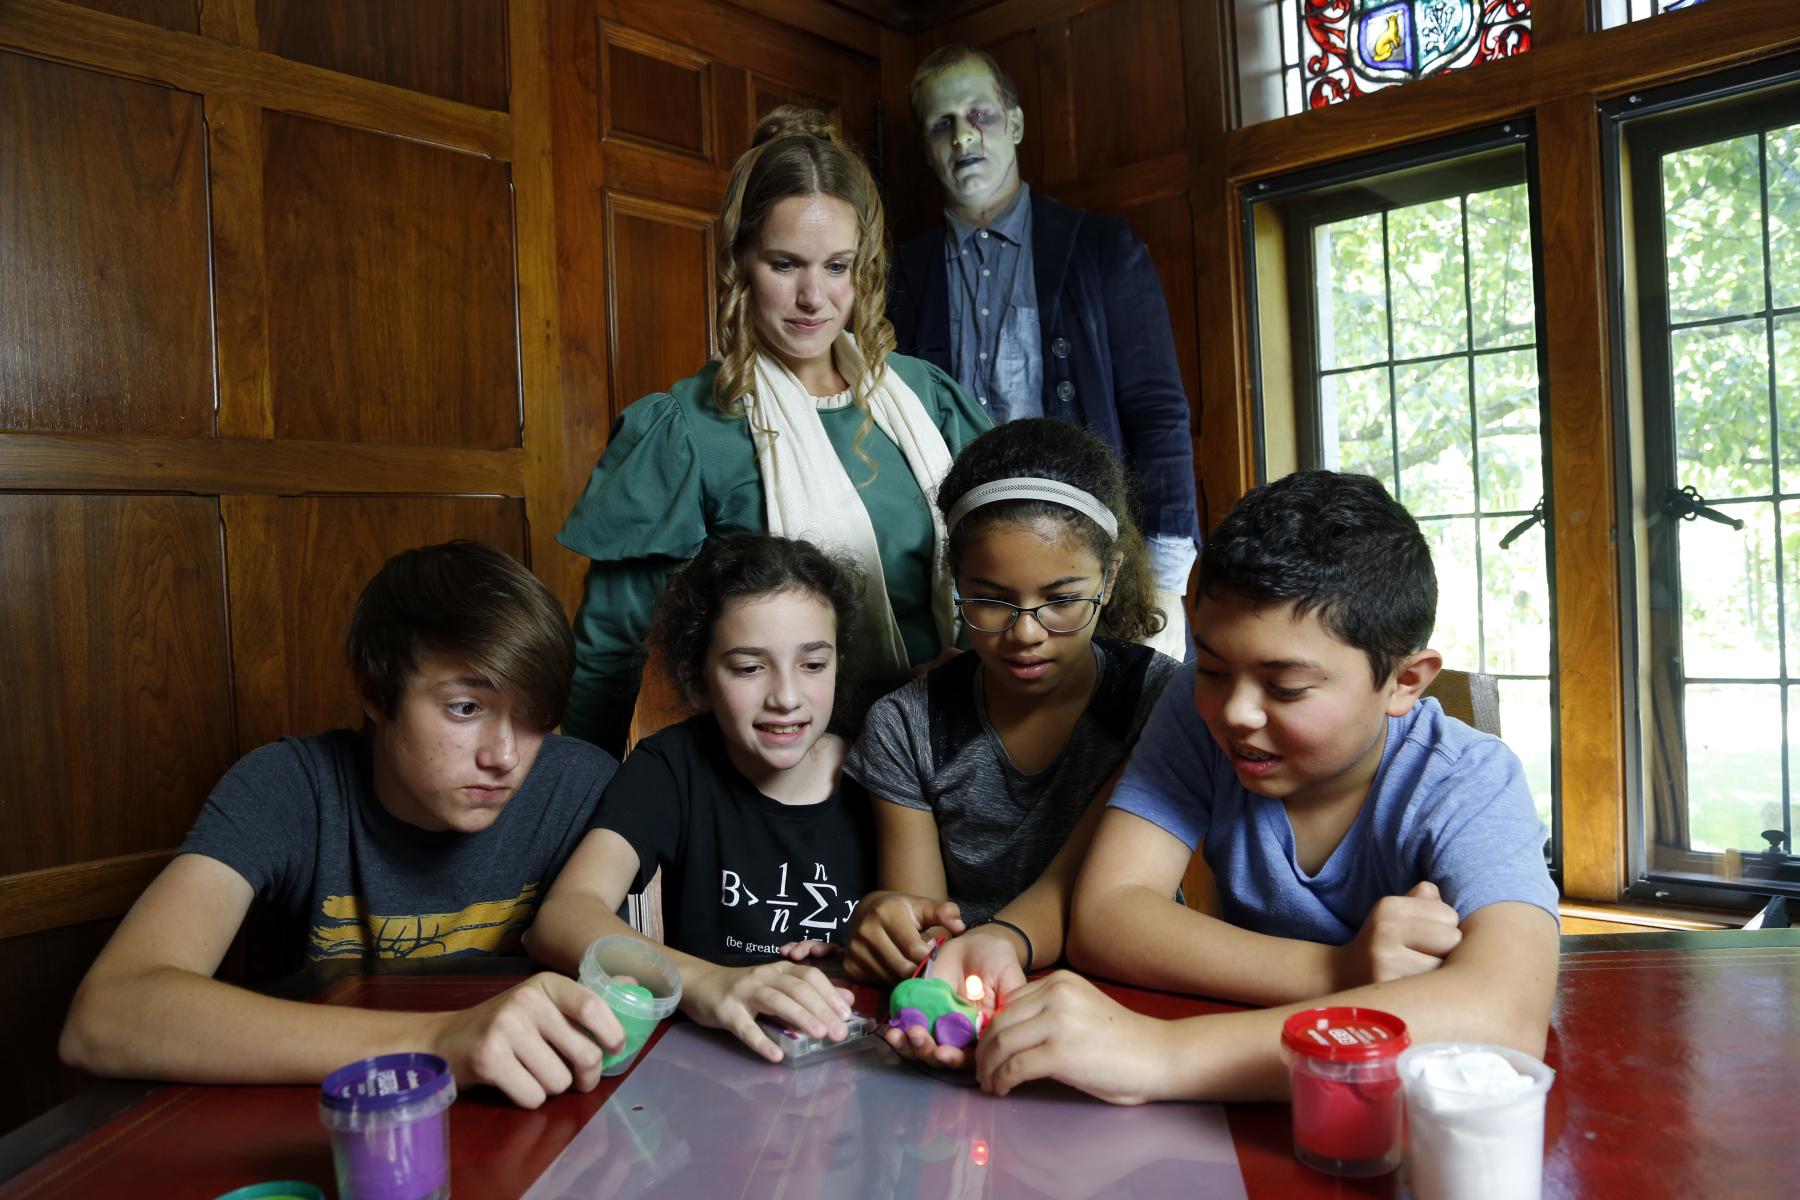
[{"x1": 522, "y1": 1024, "x2": 1248, "y2": 1200}]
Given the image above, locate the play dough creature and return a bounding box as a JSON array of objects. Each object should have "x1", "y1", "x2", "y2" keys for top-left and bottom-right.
[{"x1": 887, "y1": 976, "x2": 988, "y2": 1049}]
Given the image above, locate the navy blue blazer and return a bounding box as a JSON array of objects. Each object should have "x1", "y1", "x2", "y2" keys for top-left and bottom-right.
[{"x1": 887, "y1": 190, "x2": 1201, "y2": 548}]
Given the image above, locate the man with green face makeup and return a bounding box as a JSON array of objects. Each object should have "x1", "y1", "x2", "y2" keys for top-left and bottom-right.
[{"x1": 888, "y1": 45, "x2": 1199, "y2": 660}]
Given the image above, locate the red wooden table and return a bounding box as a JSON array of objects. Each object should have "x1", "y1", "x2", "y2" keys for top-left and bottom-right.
[{"x1": 3, "y1": 930, "x2": 1796, "y2": 1199}]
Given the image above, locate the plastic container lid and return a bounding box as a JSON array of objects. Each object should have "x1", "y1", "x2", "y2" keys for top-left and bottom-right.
[
  {"x1": 319, "y1": 1052, "x2": 456, "y2": 1128},
  {"x1": 212, "y1": 1184, "x2": 328, "y2": 1200},
  {"x1": 1281, "y1": 1007, "x2": 1410, "y2": 1062}
]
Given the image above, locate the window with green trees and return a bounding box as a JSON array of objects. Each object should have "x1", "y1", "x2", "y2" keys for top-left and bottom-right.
[
  {"x1": 1247, "y1": 132, "x2": 1557, "y2": 838},
  {"x1": 1614, "y1": 70, "x2": 1800, "y2": 898}
]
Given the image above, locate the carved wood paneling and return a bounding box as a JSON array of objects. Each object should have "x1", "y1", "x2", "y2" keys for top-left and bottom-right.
[
  {"x1": 257, "y1": 0, "x2": 510, "y2": 110},
  {"x1": 0, "y1": 918, "x2": 123, "y2": 1136},
  {"x1": 602, "y1": 24, "x2": 712, "y2": 158},
  {"x1": 262, "y1": 111, "x2": 520, "y2": 449},
  {"x1": 604, "y1": 195, "x2": 718, "y2": 422},
  {"x1": 1068, "y1": 0, "x2": 1184, "y2": 177},
  {"x1": 0, "y1": 495, "x2": 235, "y2": 875},
  {"x1": 1110, "y1": 192, "x2": 1201, "y2": 409},
  {"x1": 65, "y1": 0, "x2": 198, "y2": 35},
  {"x1": 0, "y1": 50, "x2": 211, "y2": 437}
]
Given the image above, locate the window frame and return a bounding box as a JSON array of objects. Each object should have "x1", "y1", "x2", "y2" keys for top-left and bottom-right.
[
  {"x1": 1241, "y1": 120, "x2": 1564, "y2": 882},
  {"x1": 1603, "y1": 55, "x2": 1800, "y2": 904}
]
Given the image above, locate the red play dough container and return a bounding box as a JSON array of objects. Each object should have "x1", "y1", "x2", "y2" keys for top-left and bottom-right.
[{"x1": 1281, "y1": 1007, "x2": 1409, "y2": 1178}]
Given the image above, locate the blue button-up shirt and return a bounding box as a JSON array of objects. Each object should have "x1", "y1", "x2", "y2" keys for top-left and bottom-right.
[{"x1": 944, "y1": 184, "x2": 1041, "y2": 424}]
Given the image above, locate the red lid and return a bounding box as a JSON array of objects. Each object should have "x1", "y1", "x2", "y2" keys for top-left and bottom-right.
[{"x1": 1281, "y1": 1007, "x2": 1409, "y2": 1061}]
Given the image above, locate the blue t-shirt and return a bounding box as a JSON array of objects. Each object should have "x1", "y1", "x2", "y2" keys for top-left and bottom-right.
[{"x1": 1110, "y1": 664, "x2": 1558, "y2": 943}]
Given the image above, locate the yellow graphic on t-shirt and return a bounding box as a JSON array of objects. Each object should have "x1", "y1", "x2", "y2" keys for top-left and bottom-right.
[{"x1": 308, "y1": 884, "x2": 539, "y2": 960}]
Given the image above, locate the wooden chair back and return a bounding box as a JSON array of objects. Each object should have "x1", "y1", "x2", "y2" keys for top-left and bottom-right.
[{"x1": 1423, "y1": 668, "x2": 1502, "y2": 736}]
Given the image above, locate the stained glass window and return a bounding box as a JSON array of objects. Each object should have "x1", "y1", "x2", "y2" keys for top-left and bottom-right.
[{"x1": 1298, "y1": 1, "x2": 1532, "y2": 110}]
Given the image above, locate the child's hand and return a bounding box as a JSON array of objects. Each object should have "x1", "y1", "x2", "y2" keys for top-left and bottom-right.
[
  {"x1": 973, "y1": 971, "x2": 1164, "y2": 1105},
  {"x1": 1338, "y1": 880, "x2": 1463, "y2": 987},
  {"x1": 684, "y1": 960, "x2": 855, "y2": 1063},
  {"x1": 844, "y1": 891, "x2": 966, "y2": 982},
  {"x1": 429, "y1": 972, "x2": 623, "y2": 1109},
  {"x1": 776, "y1": 939, "x2": 839, "y2": 963}
]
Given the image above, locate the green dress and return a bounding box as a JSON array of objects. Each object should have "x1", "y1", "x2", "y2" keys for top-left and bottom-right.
[{"x1": 557, "y1": 354, "x2": 991, "y2": 754}]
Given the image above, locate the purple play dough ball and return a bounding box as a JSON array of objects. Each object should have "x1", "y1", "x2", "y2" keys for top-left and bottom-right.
[
  {"x1": 892, "y1": 1007, "x2": 930, "y2": 1032},
  {"x1": 933, "y1": 1012, "x2": 977, "y2": 1049}
]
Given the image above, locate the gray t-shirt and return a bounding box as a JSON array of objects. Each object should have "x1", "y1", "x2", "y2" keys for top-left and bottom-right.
[
  {"x1": 180, "y1": 730, "x2": 617, "y2": 968},
  {"x1": 845, "y1": 638, "x2": 1178, "y2": 925}
]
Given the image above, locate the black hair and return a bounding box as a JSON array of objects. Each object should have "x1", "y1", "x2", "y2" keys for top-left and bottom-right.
[
  {"x1": 651, "y1": 534, "x2": 867, "y2": 734},
  {"x1": 1198, "y1": 471, "x2": 1436, "y2": 687},
  {"x1": 937, "y1": 418, "x2": 1164, "y2": 642},
  {"x1": 346, "y1": 541, "x2": 574, "y2": 729}
]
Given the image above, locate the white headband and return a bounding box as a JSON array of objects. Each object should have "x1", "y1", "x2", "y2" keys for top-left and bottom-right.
[{"x1": 945, "y1": 477, "x2": 1119, "y2": 539}]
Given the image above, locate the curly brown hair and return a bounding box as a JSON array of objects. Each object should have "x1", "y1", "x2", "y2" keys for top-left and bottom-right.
[
  {"x1": 713, "y1": 107, "x2": 896, "y2": 476},
  {"x1": 937, "y1": 420, "x2": 1166, "y2": 642},
  {"x1": 650, "y1": 533, "x2": 868, "y2": 735}
]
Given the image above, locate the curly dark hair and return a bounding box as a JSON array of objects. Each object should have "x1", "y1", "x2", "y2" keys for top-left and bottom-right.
[
  {"x1": 346, "y1": 540, "x2": 573, "y2": 730},
  {"x1": 937, "y1": 418, "x2": 1164, "y2": 642},
  {"x1": 1199, "y1": 470, "x2": 1436, "y2": 687},
  {"x1": 651, "y1": 534, "x2": 867, "y2": 734}
]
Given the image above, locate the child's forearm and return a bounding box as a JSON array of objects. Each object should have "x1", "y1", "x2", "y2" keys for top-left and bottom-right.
[
  {"x1": 61, "y1": 963, "x2": 457, "y2": 1086},
  {"x1": 525, "y1": 888, "x2": 636, "y2": 975},
  {"x1": 1068, "y1": 881, "x2": 1339, "y2": 1005}
]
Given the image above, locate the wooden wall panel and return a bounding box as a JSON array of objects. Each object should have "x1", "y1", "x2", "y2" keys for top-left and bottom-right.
[
  {"x1": 262, "y1": 111, "x2": 520, "y2": 450},
  {"x1": 980, "y1": 28, "x2": 1043, "y2": 196},
  {"x1": 0, "y1": 50, "x2": 211, "y2": 437},
  {"x1": 246, "y1": 489, "x2": 529, "y2": 737},
  {"x1": 604, "y1": 197, "x2": 717, "y2": 420},
  {"x1": 602, "y1": 26, "x2": 712, "y2": 157},
  {"x1": 256, "y1": 0, "x2": 510, "y2": 110},
  {"x1": 0, "y1": 918, "x2": 122, "y2": 1137},
  {"x1": 1068, "y1": 0, "x2": 1184, "y2": 177},
  {"x1": 0, "y1": 495, "x2": 234, "y2": 875},
  {"x1": 65, "y1": 0, "x2": 197, "y2": 34}
]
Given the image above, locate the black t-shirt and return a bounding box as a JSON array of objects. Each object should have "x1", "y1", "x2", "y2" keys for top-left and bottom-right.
[
  {"x1": 180, "y1": 730, "x2": 616, "y2": 970},
  {"x1": 595, "y1": 715, "x2": 875, "y2": 965}
]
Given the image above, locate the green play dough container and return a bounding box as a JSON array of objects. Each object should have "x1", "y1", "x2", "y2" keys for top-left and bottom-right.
[{"x1": 578, "y1": 935, "x2": 683, "y2": 1076}]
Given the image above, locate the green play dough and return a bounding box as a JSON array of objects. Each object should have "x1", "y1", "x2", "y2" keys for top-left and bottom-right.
[{"x1": 601, "y1": 982, "x2": 658, "y2": 1069}]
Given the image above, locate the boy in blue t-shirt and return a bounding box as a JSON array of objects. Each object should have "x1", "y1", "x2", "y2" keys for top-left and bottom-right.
[{"x1": 974, "y1": 471, "x2": 1559, "y2": 1104}]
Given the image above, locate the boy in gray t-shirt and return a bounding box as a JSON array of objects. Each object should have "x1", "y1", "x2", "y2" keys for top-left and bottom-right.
[{"x1": 61, "y1": 542, "x2": 625, "y2": 1109}]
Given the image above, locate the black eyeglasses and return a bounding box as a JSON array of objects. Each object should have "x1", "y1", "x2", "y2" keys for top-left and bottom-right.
[{"x1": 952, "y1": 566, "x2": 1110, "y2": 634}]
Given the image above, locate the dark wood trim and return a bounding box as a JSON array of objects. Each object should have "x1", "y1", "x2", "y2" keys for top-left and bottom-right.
[
  {"x1": 510, "y1": 1, "x2": 583, "y2": 606},
  {"x1": 0, "y1": 852, "x2": 171, "y2": 942},
  {"x1": 726, "y1": 0, "x2": 885, "y2": 56},
  {"x1": 0, "y1": 435, "x2": 525, "y2": 497},
  {"x1": 220, "y1": 495, "x2": 291, "y2": 756},
  {"x1": 1532, "y1": 0, "x2": 1594, "y2": 49},
  {"x1": 1224, "y1": 0, "x2": 1800, "y2": 184},
  {"x1": 0, "y1": 0, "x2": 511, "y2": 160}
]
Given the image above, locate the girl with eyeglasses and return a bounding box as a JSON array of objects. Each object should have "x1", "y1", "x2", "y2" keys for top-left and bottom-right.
[{"x1": 831, "y1": 417, "x2": 1180, "y2": 1066}]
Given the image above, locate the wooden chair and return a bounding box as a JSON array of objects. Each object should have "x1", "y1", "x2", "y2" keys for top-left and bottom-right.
[
  {"x1": 1423, "y1": 667, "x2": 1502, "y2": 736},
  {"x1": 619, "y1": 644, "x2": 693, "y2": 945}
]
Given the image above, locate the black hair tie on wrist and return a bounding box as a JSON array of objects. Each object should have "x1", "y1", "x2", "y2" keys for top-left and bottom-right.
[{"x1": 980, "y1": 918, "x2": 1033, "y2": 975}]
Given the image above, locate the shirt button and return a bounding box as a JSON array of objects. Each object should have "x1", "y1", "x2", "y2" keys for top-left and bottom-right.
[
  {"x1": 979, "y1": 230, "x2": 989, "y2": 239},
  {"x1": 982, "y1": 269, "x2": 991, "y2": 278},
  {"x1": 980, "y1": 307, "x2": 989, "y2": 317},
  {"x1": 1056, "y1": 380, "x2": 1075, "y2": 401},
  {"x1": 978, "y1": 351, "x2": 988, "y2": 360},
  {"x1": 1052, "y1": 337, "x2": 1071, "y2": 358},
  {"x1": 978, "y1": 395, "x2": 989, "y2": 405}
]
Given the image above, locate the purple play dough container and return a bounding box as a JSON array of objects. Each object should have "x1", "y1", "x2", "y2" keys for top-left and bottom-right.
[{"x1": 319, "y1": 1053, "x2": 456, "y2": 1200}]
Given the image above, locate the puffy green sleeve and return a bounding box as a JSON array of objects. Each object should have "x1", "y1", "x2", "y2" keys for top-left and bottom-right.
[
  {"x1": 896, "y1": 353, "x2": 992, "y2": 457},
  {"x1": 557, "y1": 392, "x2": 708, "y2": 756}
]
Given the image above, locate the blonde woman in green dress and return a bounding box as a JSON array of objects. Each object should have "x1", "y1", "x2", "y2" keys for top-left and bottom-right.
[{"x1": 558, "y1": 107, "x2": 990, "y2": 754}]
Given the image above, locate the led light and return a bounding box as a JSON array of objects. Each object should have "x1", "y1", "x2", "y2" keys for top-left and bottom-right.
[
  {"x1": 965, "y1": 975, "x2": 984, "y2": 1003},
  {"x1": 972, "y1": 1138, "x2": 990, "y2": 1166}
]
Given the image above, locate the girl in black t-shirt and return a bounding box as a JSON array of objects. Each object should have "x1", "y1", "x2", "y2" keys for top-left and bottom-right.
[{"x1": 532, "y1": 534, "x2": 876, "y2": 1064}]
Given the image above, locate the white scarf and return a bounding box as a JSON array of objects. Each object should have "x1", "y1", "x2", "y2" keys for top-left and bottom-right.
[{"x1": 746, "y1": 333, "x2": 957, "y2": 681}]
